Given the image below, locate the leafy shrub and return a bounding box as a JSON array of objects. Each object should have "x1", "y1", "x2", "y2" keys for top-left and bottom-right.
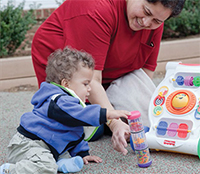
[
  {"x1": 0, "y1": 1, "x2": 37, "y2": 57},
  {"x1": 163, "y1": 0, "x2": 200, "y2": 39}
]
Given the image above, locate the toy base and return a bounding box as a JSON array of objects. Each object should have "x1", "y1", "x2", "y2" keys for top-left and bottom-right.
[
  {"x1": 138, "y1": 160, "x2": 152, "y2": 168},
  {"x1": 146, "y1": 132, "x2": 199, "y2": 156}
]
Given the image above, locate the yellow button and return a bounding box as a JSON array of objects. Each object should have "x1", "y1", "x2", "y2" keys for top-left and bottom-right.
[{"x1": 172, "y1": 93, "x2": 189, "y2": 109}]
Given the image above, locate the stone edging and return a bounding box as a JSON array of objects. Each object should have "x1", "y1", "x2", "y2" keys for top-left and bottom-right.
[
  {"x1": 0, "y1": 56, "x2": 37, "y2": 91},
  {"x1": 156, "y1": 37, "x2": 200, "y2": 72},
  {"x1": 0, "y1": 37, "x2": 199, "y2": 91}
]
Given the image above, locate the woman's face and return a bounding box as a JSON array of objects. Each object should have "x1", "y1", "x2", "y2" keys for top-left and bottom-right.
[{"x1": 126, "y1": 0, "x2": 172, "y2": 31}]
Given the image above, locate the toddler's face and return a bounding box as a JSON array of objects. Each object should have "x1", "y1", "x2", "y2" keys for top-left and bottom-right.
[{"x1": 66, "y1": 66, "x2": 94, "y2": 102}]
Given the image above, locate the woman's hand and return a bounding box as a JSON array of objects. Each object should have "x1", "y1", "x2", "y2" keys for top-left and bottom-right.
[
  {"x1": 109, "y1": 119, "x2": 130, "y2": 155},
  {"x1": 83, "y1": 155, "x2": 103, "y2": 165}
]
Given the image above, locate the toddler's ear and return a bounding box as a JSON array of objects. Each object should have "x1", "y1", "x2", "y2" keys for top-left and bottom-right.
[{"x1": 61, "y1": 79, "x2": 70, "y2": 87}]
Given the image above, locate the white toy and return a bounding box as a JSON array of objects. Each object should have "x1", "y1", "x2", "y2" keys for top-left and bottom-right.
[{"x1": 146, "y1": 62, "x2": 200, "y2": 158}]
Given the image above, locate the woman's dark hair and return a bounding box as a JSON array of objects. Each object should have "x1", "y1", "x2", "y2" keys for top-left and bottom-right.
[{"x1": 147, "y1": 0, "x2": 185, "y2": 18}]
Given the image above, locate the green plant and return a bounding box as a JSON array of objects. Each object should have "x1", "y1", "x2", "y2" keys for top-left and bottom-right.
[
  {"x1": 163, "y1": 0, "x2": 200, "y2": 39},
  {"x1": 0, "y1": 1, "x2": 37, "y2": 57}
]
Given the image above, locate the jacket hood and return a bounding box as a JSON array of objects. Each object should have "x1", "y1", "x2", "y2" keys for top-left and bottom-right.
[{"x1": 31, "y1": 82, "x2": 64, "y2": 108}]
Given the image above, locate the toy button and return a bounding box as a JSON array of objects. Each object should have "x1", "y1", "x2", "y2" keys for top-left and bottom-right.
[
  {"x1": 166, "y1": 90, "x2": 196, "y2": 115},
  {"x1": 195, "y1": 109, "x2": 200, "y2": 119},
  {"x1": 154, "y1": 95, "x2": 165, "y2": 106},
  {"x1": 195, "y1": 98, "x2": 200, "y2": 119},
  {"x1": 176, "y1": 76, "x2": 184, "y2": 86},
  {"x1": 197, "y1": 98, "x2": 200, "y2": 114},
  {"x1": 193, "y1": 76, "x2": 200, "y2": 87},
  {"x1": 184, "y1": 76, "x2": 194, "y2": 86},
  {"x1": 172, "y1": 93, "x2": 189, "y2": 109},
  {"x1": 153, "y1": 105, "x2": 163, "y2": 116}
]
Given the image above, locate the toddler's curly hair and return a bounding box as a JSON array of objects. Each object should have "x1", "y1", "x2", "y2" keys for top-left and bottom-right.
[{"x1": 46, "y1": 46, "x2": 95, "y2": 84}]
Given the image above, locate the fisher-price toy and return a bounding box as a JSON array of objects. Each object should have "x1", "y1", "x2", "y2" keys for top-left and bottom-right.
[
  {"x1": 146, "y1": 62, "x2": 200, "y2": 158},
  {"x1": 128, "y1": 111, "x2": 152, "y2": 168}
]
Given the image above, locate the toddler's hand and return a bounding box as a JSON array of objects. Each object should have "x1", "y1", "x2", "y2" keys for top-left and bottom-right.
[
  {"x1": 83, "y1": 155, "x2": 102, "y2": 165},
  {"x1": 107, "y1": 110, "x2": 131, "y2": 120}
]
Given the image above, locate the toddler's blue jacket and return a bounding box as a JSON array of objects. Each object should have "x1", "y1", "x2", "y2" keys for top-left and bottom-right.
[{"x1": 17, "y1": 82, "x2": 107, "y2": 160}]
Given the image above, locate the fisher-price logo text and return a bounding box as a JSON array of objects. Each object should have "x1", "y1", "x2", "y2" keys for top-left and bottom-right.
[{"x1": 164, "y1": 140, "x2": 175, "y2": 146}]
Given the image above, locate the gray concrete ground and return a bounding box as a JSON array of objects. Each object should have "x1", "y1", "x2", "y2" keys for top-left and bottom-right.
[{"x1": 1, "y1": 75, "x2": 200, "y2": 173}]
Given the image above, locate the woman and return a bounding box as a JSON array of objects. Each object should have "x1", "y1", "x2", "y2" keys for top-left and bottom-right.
[{"x1": 31, "y1": 0, "x2": 185, "y2": 155}]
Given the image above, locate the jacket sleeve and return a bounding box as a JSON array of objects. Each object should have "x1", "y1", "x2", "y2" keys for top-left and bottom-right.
[
  {"x1": 48, "y1": 94, "x2": 107, "y2": 127},
  {"x1": 69, "y1": 140, "x2": 90, "y2": 158}
]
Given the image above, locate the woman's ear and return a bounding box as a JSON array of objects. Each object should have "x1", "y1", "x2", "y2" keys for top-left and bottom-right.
[{"x1": 61, "y1": 79, "x2": 69, "y2": 88}]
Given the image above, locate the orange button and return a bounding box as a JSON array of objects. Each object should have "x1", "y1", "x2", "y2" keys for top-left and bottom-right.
[{"x1": 166, "y1": 90, "x2": 196, "y2": 115}]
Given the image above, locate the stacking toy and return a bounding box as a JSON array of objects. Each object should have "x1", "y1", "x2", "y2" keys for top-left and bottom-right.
[{"x1": 128, "y1": 111, "x2": 152, "y2": 167}]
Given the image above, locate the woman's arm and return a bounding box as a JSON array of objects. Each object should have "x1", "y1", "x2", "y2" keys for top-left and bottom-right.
[
  {"x1": 142, "y1": 67, "x2": 154, "y2": 79},
  {"x1": 89, "y1": 70, "x2": 113, "y2": 109},
  {"x1": 88, "y1": 70, "x2": 130, "y2": 155}
]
